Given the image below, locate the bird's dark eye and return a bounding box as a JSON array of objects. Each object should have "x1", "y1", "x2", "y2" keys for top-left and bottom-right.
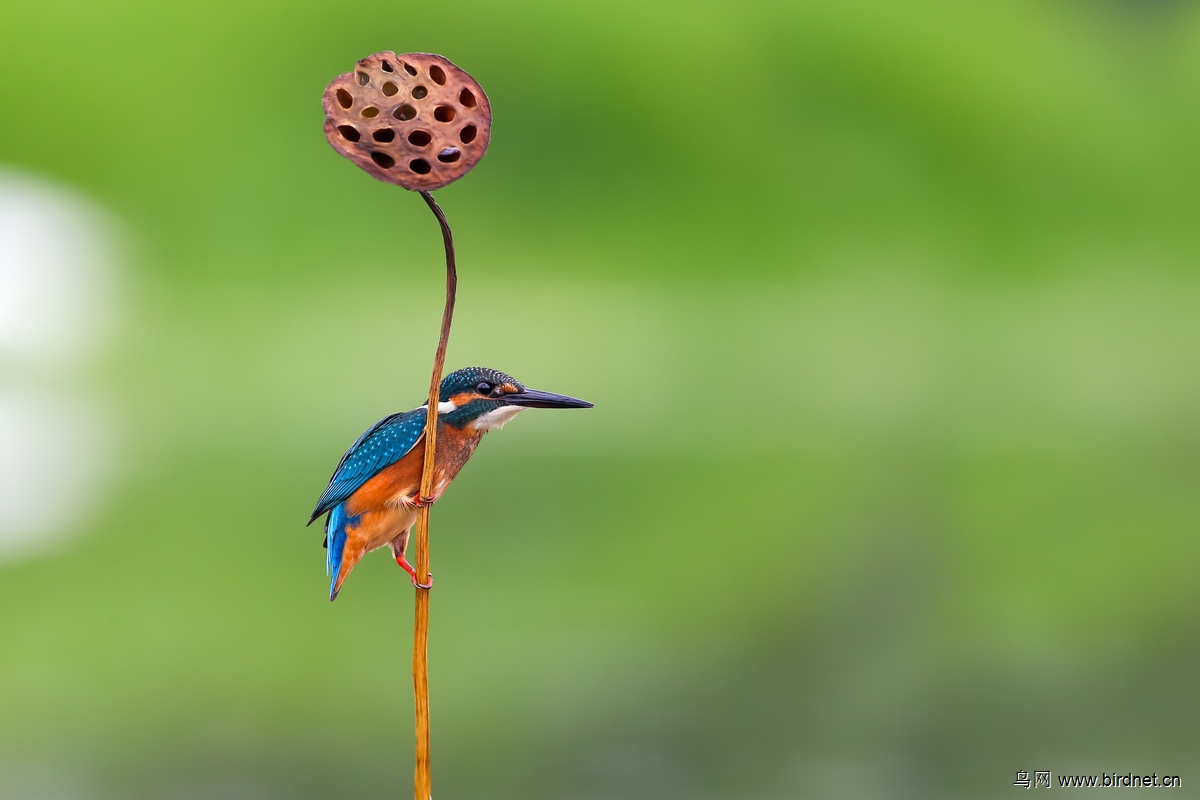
[{"x1": 476, "y1": 382, "x2": 493, "y2": 395}]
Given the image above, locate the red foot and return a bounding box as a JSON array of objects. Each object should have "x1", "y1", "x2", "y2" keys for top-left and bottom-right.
[
  {"x1": 396, "y1": 555, "x2": 434, "y2": 589},
  {"x1": 408, "y1": 494, "x2": 436, "y2": 508}
]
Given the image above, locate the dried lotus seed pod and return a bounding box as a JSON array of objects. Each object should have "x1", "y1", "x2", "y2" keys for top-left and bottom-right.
[{"x1": 323, "y1": 52, "x2": 491, "y2": 191}]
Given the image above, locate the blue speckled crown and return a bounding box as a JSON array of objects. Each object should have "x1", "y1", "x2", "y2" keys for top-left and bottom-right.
[{"x1": 438, "y1": 367, "x2": 523, "y2": 401}]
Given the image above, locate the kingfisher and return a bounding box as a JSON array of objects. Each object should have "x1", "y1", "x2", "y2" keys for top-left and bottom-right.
[{"x1": 309, "y1": 366, "x2": 592, "y2": 600}]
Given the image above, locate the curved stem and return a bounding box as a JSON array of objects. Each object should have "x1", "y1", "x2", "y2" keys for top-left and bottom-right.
[{"x1": 413, "y1": 189, "x2": 456, "y2": 800}]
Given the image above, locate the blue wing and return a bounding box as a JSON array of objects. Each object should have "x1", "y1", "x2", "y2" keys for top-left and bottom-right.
[{"x1": 309, "y1": 408, "x2": 428, "y2": 524}]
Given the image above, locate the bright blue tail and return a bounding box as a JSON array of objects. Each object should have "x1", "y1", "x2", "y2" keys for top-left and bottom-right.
[{"x1": 326, "y1": 504, "x2": 349, "y2": 601}]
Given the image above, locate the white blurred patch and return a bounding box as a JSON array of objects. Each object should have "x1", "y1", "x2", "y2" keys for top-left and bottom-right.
[
  {"x1": 0, "y1": 168, "x2": 119, "y2": 560},
  {"x1": 0, "y1": 171, "x2": 116, "y2": 369}
]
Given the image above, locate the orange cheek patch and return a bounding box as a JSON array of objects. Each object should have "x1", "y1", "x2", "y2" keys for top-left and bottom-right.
[{"x1": 449, "y1": 391, "x2": 477, "y2": 407}]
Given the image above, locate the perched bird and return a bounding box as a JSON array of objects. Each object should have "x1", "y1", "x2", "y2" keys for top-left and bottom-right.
[{"x1": 309, "y1": 366, "x2": 592, "y2": 600}]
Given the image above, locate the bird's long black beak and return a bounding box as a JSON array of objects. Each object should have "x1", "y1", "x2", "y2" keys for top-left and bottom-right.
[{"x1": 503, "y1": 388, "x2": 594, "y2": 409}]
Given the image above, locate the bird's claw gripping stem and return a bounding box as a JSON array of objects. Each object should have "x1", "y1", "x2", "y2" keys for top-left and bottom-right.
[
  {"x1": 397, "y1": 555, "x2": 434, "y2": 589},
  {"x1": 410, "y1": 494, "x2": 436, "y2": 508}
]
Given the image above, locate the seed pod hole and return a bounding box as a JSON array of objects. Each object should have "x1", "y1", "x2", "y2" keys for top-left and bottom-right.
[
  {"x1": 437, "y1": 147, "x2": 460, "y2": 163},
  {"x1": 408, "y1": 130, "x2": 432, "y2": 147},
  {"x1": 361, "y1": 106, "x2": 379, "y2": 118},
  {"x1": 393, "y1": 105, "x2": 416, "y2": 121},
  {"x1": 356, "y1": 72, "x2": 369, "y2": 86},
  {"x1": 372, "y1": 128, "x2": 395, "y2": 142},
  {"x1": 336, "y1": 89, "x2": 353, "y2": 109},
  {"x1": 459, "y1": 125, "x2": 477, "y2": 143},
  {"x1": 382, "y1": 82, "x2": 398, "y2": 96},
  {"x1": 434, "y1": 105, "x2": 455, "y2": 123},
  {"x1": 429, "y1": 65, "x2": 446, "y2": 85},
  {"x1": 412, "y1": 86, "x2": 428, "y2": 100},
  {"x1": 381, "y1": 61, "x2": 394, "y2": 72},
  {"x1": 337, "y1": 125, "x2": 361, "y2": 141},
  {"x1": 459, "y1": 89, "x2": 476, "y2": 108},
  {"x1": 410, "y1": 159, "x2": 431, "y2": 174},
  {"x1": 371, "y1": 152, "x2": 395, "y2": 169},
  {"x1": 402, "y1": 62, "x2": 417, "y2": 76}
]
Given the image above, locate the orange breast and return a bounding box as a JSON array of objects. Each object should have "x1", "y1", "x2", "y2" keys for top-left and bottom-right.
[{"x1": 344, "y1": 422, "x2": 484, "y2": 517}]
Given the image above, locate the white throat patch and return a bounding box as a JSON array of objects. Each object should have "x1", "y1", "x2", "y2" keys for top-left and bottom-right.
[{"x1": 472, "y1": 405, "x2": 526, "y2": 431}]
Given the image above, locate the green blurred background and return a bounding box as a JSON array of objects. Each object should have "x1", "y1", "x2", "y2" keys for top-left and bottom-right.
[{"x1": 2, "y1": 1, "x2": 1199, "y2": 797}]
